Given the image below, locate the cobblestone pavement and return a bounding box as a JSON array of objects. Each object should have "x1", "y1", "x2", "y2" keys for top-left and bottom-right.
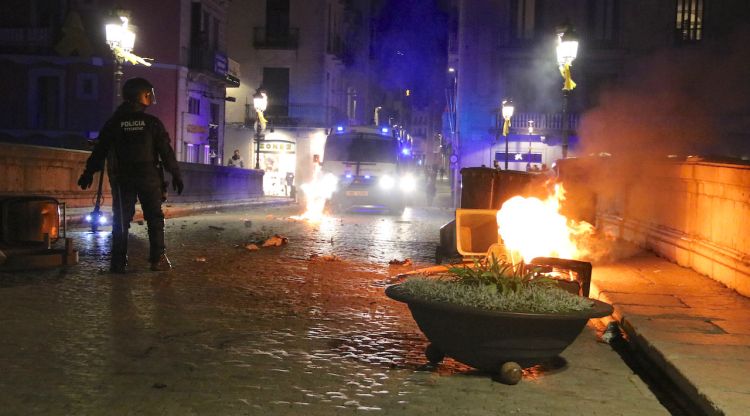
[{"x1": 0, "y1": 206, "x2": 670, "y2": 415}]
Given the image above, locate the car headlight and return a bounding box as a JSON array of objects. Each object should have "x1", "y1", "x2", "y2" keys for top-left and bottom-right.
[
  {"x1": 379, "y1": 175, "x2": 395, "y2": 190},
  {"x1": 399, "y1": 174, "x2": 416, "y2": 192}
]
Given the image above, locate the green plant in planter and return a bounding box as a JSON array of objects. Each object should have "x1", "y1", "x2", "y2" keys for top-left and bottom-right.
[{"x1": 399, "y1": 256, "x2": 593, "y2": 314}]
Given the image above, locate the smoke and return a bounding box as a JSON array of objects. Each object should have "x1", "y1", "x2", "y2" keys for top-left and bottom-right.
[{"x1": 578, "y1": 25, "x2": 750, "y2": 160}]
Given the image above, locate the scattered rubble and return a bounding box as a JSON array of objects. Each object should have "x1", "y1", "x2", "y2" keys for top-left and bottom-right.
[
  {"x1": 245, "y1": 244, "x2": 260, "y2": 251},
  {"x1": 388, "y1": 258, "x2": 412, "y2": 266},
  {"x1": 262, "y1": 234, "x2": 288, "y2": 247},
  {"x1": 208, "y1": 225, "x2": 225, "y2": 231},
  {"x1": 244, "y1": 220, "x2": 252, "y2": 228},
  {"x1": 309, "y1": 253, "x2": 339, "y2": 261},
  {"x1": 194, "y1": 257, "x2": 207, "y2": 262}
]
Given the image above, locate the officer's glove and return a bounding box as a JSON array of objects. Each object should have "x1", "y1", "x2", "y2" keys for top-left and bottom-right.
[
  {"x1": 77, "y1": 171, "x2": 94, "y2": 190},
  {"x1": 173, "y1": 177, "x2": 184, "y2": 195}
]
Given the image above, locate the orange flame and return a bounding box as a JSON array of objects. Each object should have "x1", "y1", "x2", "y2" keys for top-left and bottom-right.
[
  {"x1": 291, "y1": 165, "x2": 338, "y2": 223},
  {"x1": 496, "y1": 184, "x2": 593, "y2": 263}
]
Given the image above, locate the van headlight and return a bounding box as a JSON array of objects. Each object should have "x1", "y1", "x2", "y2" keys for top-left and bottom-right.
[
  {"x1": 379, "y1": 175, "x2": 395, "y2": 190},
  {"x1": 399, "y1": 174, "x2": 417, "y2": 192}
]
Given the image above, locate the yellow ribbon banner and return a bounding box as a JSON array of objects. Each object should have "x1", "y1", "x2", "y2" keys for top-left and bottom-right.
[
  {"x1": 503, "y1": 118, "x2": 510, "y2": 136},
  {"x1": 559, "y1": 63, "x2": 576, "y2": 91},
  {"x1": 113, "y1": 46, "x2": 152, "y2": 67}
]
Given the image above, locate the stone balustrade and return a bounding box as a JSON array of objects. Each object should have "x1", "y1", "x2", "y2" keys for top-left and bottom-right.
[
  {"x1": 560, "y1": 157, "x2": 750, "y2": 297},
  {"x1": 0, "y1": 143, "x2": 264, "y2": 208}
]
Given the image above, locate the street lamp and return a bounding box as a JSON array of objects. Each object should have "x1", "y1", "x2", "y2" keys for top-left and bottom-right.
[
  {"x1": 501, "y1": 99, "x2": 514, "y2": 169},
  {"x1": 527, "y1": 119, "x2": 534, "y2": 168},
  {"x1": 105, "y1": 10, "x2": 136, "y2": 110},
  {"x1": 253, "y1": 88, "x2": 268, "y2": 170},
  {"x1": 556, "y1": 24, "x2": 579, "y2": 159}
]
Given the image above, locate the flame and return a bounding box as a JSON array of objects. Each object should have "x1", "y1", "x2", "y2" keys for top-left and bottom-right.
[
  {"x1": 291, "y1": 165, "x2": 338, "y2": 223},
  {"x1": 496, "y1": 184, "x2": 593, "y2": 263}
]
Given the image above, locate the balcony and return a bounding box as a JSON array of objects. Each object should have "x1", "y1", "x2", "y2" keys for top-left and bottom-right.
[
  {"x1": 488, "y1": 112, "x2": 580, "y2": 136},
  {"x1": 189, "y1": 47, "x2": 238, "y2": 86},
  {"x1": 255, "y1": 104, "x2": 345, "y2": 128},
  {"x1": 253, "y1": 27, "x2": 299, "y2": 50}
]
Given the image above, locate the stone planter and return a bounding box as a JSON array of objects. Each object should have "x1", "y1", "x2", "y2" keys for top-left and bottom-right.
[{"x1": 385, "y1": 282, "x2": 613, "y2": 383}]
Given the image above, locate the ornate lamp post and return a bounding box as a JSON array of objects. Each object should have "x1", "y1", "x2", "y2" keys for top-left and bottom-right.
[
  {"x1": 106, "y1": 10, "x2": 136, "y2": 109},
  {"x1": 501, "y1": 99, "x2": 514, "y2": 169},
  {"x1": 527, "y1": 119, "x2": 534, "y2": 167},
  {"x1": 556, "y1": 24, "x2": 579, "y2": 159},
  {"x1": 253, "y1": 88, "x2": 268, "y2": 170}
]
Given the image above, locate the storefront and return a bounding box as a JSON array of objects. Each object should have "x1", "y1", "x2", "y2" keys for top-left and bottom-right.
[{"x1": 257, "y1": 138, "x2": 297, "y2": 196}]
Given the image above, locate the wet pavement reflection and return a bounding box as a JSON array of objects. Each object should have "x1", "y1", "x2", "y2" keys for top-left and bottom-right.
[{"x1": 0, "y1": 205, "x2": 670, "y2": 415}]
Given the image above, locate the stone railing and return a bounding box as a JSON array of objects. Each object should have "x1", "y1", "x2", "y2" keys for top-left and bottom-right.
[
  {"x1": 559, "y1": 157, "x2": 750, "y2": 297},
  {"x1": 0, "y1": 143, "x2": 264, "y2": 208}
]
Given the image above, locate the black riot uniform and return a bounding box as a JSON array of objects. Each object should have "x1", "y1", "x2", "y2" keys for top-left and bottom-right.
[{"x1": 78, "y1": 77, "x2": 183, "y2": 273}]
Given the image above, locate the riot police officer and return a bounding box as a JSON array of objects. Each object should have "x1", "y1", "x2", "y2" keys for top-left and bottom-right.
[{"x1": 77, "y1": 77, "x2": 184, "y2": 273}]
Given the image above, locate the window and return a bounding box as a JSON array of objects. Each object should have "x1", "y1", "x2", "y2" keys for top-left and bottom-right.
[
  {"x1": 262, "y1": 67, "x2": 289, "y2": 117},
  {"x1": 188, "y1": 97, "x2": 201, "y2": 115},
  {"x1": 203, "y1": 144, "x2": 211, "y2": 164},
  {"x1": 513, "y1": 0, "x2": 536, "y2": 41},
  {"x1": 212, "y1": 16, "x2": 220, "y2": 50},
  {"x1": 186, "y1": 143, "x2": 199, "y2": 163},
  {"x1": 34, "y1": 75, "x2": 62, "y2": 129},
  {"x1": 346, "y1": 87, "x2": 357, "y2": 121},
  {"x1": 588, "y1": 0, "x2": 618, "y2": 46},
  {"x1": 210, "y1": 103, "x2": 220, "y2": 124},
  {"x1": 266, "y1": 0, "x2": 290, "y2": 36},
  {"x1": 676, "y1": 0, "x2": 704, "y2": 42},
  {"x1": 76, "y1": 73, "x2": 98, "y2": 100}
]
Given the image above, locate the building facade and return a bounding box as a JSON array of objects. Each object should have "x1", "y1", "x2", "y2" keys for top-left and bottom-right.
[
  {"x1": 224, "y1": 0, "x2": 379, "y2": 194},
  {"x1": 450, "y1": 0, "x2": 750, "y2": 175},
  {"x1": 0, "y1": 0, "x2": 236, "y2": 164}
]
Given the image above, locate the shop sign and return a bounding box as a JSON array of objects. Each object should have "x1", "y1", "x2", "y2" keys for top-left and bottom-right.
[
  {"x1": 186, "y1": 124, "x2": 208, "y2": 134},
  {"x1": 258, "y1": 140, "x2": 296, "y2": 154}
]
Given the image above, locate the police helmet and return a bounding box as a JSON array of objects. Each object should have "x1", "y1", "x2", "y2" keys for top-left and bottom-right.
[{"x1": 122, "y1": 77, "x2": 155, "y2": 103}]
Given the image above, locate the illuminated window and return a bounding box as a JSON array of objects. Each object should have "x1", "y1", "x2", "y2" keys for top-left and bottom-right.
[
  {"x1": 676, "y1": 0, "x2": 704, "y2": 42},
  {"x1": 203, "y1": 144, "x2": 211, "y2": 164},
  {"x1": 186, "y1": 143, "x2": 199, "y2": 163}
]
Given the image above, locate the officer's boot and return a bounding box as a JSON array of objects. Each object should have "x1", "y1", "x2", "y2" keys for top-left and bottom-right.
[
  {"x1": 147, "y1": 221, "x2": 171, "y2": 271},
  {"x1": 150, "y1": 253, "x2": 172, "y2": 271}
]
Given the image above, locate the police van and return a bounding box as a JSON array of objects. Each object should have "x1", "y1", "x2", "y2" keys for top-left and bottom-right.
[{"x1": 323, "y1": 125, "x2": 415, "y2": 214}]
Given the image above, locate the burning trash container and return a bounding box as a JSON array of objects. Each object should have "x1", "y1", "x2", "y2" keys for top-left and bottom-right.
[{"x1": 437, "y1": 168, "x2": 538, "y2": 263}]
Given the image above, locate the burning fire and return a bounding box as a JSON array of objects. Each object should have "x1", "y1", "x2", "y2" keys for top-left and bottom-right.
[
  {"x1": 496, "y1": 184, "x2": 593, "y2": 263},
  {"x1": 291, "y1": 165, "x2": 338, "y2": 223}
]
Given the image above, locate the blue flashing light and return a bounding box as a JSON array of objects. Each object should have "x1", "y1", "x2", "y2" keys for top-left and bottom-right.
[
  {"x1": 381, "y1": 127, "x2": 389, "y2": 134},
  {"x1": 336, "y1": 126, "x2": 344, "y2": 132},
  {"x1": 401, "y1": 148, "x2": 411, "y2": 156},
  {"x1": 99, "y1": 216, "x2": 107, "y2": 225},
  {"x1": 364, "y1": 175, "x2": 371, "y2": 179},
  {"x1": 85, "y1": 214, "x2": 92, "y2": 222},
  {"x1": 345, "y1": 174, "x2": 353, "y2": 179}
]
